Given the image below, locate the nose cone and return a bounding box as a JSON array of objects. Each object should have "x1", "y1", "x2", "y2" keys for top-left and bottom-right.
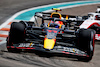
[{"x1": 44, "y1": 38, "x2": 56, "y2": 49}]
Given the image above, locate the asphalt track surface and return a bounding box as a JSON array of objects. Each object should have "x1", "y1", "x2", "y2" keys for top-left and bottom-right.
[{"x1": 0, "y1": 0, "x2": 100, "y2": 67}]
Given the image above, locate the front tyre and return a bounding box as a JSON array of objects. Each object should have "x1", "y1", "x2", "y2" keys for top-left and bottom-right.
[
  {"x1": 7, "y1": 22, "x2": 25, "y2": 53},
  {"x1": 77, "y1": 29, "x2": 95, "y2": 62}
]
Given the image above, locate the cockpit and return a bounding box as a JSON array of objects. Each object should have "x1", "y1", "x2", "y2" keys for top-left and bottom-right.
[{"x1": 88, "y1": 13, "x2": 100, "y2": 20}]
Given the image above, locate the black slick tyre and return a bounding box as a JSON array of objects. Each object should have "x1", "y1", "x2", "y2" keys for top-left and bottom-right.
[
  {"x1": 7, "y1": 22, "x2": 25, "y2": 53},
  {"x1": 77, "y1": 29, "x2": 95, "y2": 62}
]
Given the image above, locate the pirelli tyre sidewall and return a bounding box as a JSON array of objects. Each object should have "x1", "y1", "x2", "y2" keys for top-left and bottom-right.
[
  {"x1": 77, "y1": 29, "x2": 95, "y2": 62},
  {"x1": 7, "y1": 22, "x2": 25, "y2": 52}
]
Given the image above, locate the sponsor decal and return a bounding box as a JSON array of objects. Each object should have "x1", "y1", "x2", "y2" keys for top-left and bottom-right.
[
  {"x1": 64, "y1": 47, "x2": 86, "y2": 55},
  {"x1": 95, "y1": 34, "x2": 100, "y2": 40},
  {"x1": 18, "y1": 43, "x2": 35, "y2": 47}
]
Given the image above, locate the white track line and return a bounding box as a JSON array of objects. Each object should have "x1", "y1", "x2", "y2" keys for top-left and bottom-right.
[
  {"x1": 0, "y1": 37, "x2": 6, "y2": 40},
  {"x1": 0, "y1": 31, "x2": 9, "y2": 35},
  {"x1": 2, "y1": 25, "x2": 10, "y2": 28}
]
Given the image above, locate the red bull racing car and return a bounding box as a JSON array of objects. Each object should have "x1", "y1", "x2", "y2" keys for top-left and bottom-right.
[{"x1": 6, "y1": 8, "x2": 95, "y2": 62}]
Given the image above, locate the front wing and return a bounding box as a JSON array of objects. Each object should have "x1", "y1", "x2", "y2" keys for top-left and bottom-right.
[{"x1": 7, "y1": 43, "x2": 89, "y2": 57}]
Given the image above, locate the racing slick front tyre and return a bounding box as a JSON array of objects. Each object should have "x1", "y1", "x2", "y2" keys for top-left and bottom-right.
[
  {"x1": 77, "y1": 29, "x2": 95, "y2": 62},
  {"x1": 7, "y1": 22, "x2": 25, "y2": 53}
]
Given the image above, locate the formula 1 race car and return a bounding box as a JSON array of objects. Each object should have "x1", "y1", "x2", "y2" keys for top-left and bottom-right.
[
  {"x1": 6, "y1": 8, "x2": 95, "y2": 62},
  {"x1": 80, "y1": 6, "x2": 100, "y2": 40}
]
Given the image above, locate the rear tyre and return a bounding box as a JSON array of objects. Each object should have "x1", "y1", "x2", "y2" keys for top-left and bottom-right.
[
  {"x1": 77, "y1": 29, "x2": 95, "y2": 62},
  {"x1": 7, "y1": 22, "x2": 25, "y2": 53}
]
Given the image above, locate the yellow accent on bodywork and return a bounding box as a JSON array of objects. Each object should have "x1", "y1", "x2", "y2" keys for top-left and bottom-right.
[
  {"x1": 73, "y1": 49, "x2": 75, "y2": 53},
  {"x1": 44, "y1": 39, "x2": 55, "y2": 49},
  {"x1": 52, "y1": 8, "x2": 61, "y2": 11},
  {"x1": 29, "y1": 42, "x2": 33, "y2": 47},
  {"x1": 51, "y1": 12, "x2": 62, "y2": 19},
  {"x1": 59, "y1": 24, "x2": 62, "y2": 29},
  {"x1": 66, "y1": 15, "x2": 68, "y2": 20}
]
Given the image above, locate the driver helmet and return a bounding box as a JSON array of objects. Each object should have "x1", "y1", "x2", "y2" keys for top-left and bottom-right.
[
  {"x1": 49, "y1": 20, "x2": 63, "y2": 28},
  {"x1": 95, "y1": 15, "x2": 100, "y2": 20}
]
